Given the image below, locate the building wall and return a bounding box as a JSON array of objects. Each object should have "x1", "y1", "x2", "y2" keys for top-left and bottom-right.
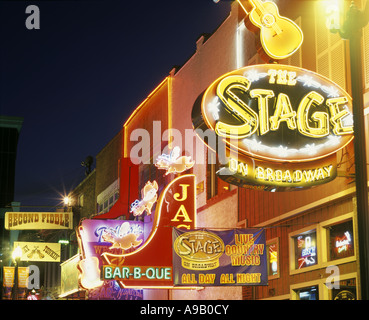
[
  {"x1": 0, "y1": 116, "x2": 23, "y2": 275},
  {"x1": 242, "y1": 0, "x2": 362, "y2": 300},
  {"x1": 70, "y1": 169, "x2": 96, "y2": 220},
  {"x1": 70, "y1": 0, "x2": 368, "y2": 300},
  {"x1": 95, "y1": 129, "x2": 123, "y2": 199},
  {"x1": 169, "y1": 3, "x2": 244, "y2": 300},
  {"x1": 169, "y1": 0, "x2": 365, "y2": 300},
  {"x1": 0, "y1": 116, "x2": 23, "y2": 207}
]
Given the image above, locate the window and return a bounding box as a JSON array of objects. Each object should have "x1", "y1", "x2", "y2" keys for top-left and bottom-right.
[
  {"x1": 315, "y1": 2, "x2": 347, "y2": 90},
  {"x1": 290, "y1": 213, "x2": 356, "y2": 276},
  {"x1": 327, "y1": 220, "x2": 355, "y2": 261},
  {"x1": 296, "y1": 286, "x2": 319, "y2": 300},
  {"x1": 331, "y1": 278, "x2": 357, "y2": 300},
  {"x1": 287, "y1": 17, "x2": 302, "y2": 67},
  {"x1": 289, "y1": 213, "x2": 357, "y2": 299},
  {"x1": 78, "y1": 194, "x2": 84, "y2": 207},
  {"x1": 96, "y1": 179, "x2": 119, "y2": 214},
  {"x1": 267, "y1": 238, "x2": 280, "y2": 279},
  {"x1": 294, "y1": 230, "x2": 318, "y2": 269}
]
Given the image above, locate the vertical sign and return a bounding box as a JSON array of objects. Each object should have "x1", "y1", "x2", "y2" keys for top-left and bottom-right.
[{"x1": 101, "y1": 174, "x2": 196, "y2": 288}]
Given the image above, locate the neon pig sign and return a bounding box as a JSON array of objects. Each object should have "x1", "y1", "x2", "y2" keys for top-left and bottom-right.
[
  {"x1": 78, "y1": 174, "x2": 197, "y2": 289},
  {"x1": 193, "y1": 64, "x2": 354, "y2": 191},
  {"x1": 77, "y1": 219, "x2": 144, "y2": 290}
]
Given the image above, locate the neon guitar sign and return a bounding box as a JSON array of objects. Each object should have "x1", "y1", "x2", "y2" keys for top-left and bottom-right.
[{"x1": 221, "y1": 0, "x2": 304, "y2": 62}]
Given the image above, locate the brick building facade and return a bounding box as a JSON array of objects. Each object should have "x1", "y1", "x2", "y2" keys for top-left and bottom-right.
[{"x1": 69, "y1": 0, "x2": 369, "y2": 300}]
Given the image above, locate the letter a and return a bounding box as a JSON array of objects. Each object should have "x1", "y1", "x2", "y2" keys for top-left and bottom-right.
[
  {"x1": 171, "y1": 205, "x2": 192, "y2": 223},
  {"x1": 28, "y1": 265, "x2": 40, "y2": 289},
  {"x1": 25, "y1": 5, "x2": 40, "y2": 30},
  {"x1": 325, "y1": 265, "x2": 340, "y2": 289}
]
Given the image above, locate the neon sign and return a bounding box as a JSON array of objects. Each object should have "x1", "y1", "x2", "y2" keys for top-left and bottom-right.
[
  {"x1": 77, "y1": 220, "x2": 144, "y2": 290},
  {"x1": 173, "y1": 230, "x2": 225, "y2": 270},
  {"x1": 155, "y1": 146, "x2": 194, "y2": 175},
  {"x1": 193, "y1": 64, "x2": 354, "y2": 191},
  {"x1": 238, "y1": 0, "x2": 304, "y2": 62},
  {"x1": 130, "y1": 181, "x2": 158, "y2": 217},
  {"x1": 101, "y1": 174, "x2": 197, "y2": 288},
  {"x1": 335, "y1": 231, "x2": 352, "y2": 253},
  {"x1": 173, "y1": 228, "x2": 267, "y2": 286},
  {"x1": 296, "y1": 234, "x2": 317, "y2": 269}
]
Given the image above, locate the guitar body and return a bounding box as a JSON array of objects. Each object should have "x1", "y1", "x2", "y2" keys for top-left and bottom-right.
[
  {"x1": 78, "y1": 256, "x2": 104, "y2": 290},
  {"x1": 245, "y1": 1, "x2": 303, "y2": 62}
]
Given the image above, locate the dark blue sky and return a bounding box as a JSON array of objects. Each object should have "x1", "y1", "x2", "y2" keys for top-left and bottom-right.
[{"x1": 0, "y1": 0, "x2": 230, "y2": 208}]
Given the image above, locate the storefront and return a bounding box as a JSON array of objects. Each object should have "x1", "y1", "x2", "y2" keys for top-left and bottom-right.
[{"x1": 71, "y1": 0, "x2": 368, "y2": 300}]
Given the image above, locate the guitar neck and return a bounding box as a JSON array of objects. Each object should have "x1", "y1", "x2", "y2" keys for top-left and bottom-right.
[{"x1": 248, "y1": 0, "x2": 267, "y2": 15}]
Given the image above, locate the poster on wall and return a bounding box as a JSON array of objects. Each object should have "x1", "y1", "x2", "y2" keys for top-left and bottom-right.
[
  {"x1": 2, "y1": 267, "x2": 15, "y2": 299},
  {"x1": 172, "y1": 228, "x2": 268, "y2": 286},
  {"x1": 2, "y1": 267, "x2": 29, "y2": 300}
]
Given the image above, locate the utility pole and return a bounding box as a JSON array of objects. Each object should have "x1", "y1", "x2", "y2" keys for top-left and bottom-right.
[{"x1": 336, "y1": 1, "x2": 369, "y2": 300}]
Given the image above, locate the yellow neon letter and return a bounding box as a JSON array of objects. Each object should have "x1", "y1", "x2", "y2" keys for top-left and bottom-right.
[
  {"x1": 250, "y1": 89, "x2": 275, "y2": 136},
  {"x1": 297, "y1": 91, "x2": 329, "y2": 138},
  {"x1": 215, "y1": 75, "x2": 258, "y2": 139},
  {"x1": 326, "y1": 97, "x2": 354, "y2": 135},
  {"x1": 270, "y1": 93, "x2": 297, "y2": 131},
  {"x1": 229, "y1": 158, "x2": 238, "y2": 173},
  {"x1": 174, "y1": 184, "x2": 190, "y2": 202},
  {"x1": 171, "y1": 205, "x2": 192, "y2": 223}
]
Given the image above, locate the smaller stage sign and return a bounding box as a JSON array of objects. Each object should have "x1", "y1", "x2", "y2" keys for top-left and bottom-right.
[{"x1": 172, "y1": 228, "x2": 267, "y2": 286}]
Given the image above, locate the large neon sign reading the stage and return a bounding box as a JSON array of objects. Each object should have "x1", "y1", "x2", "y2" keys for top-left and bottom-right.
[{"x1": 193, "y1": 64, "x2": 354, "y2": 191}]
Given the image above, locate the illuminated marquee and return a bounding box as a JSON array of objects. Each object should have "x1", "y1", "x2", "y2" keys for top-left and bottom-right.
[
  {"x1": 172, "y1": 228, "x2": 268, "y2": 286},
  {"x1": 78, "y1": 174, "x2": 197, "y2": 289},
  {"x1": 102, "y1": 174, "x2": 196, "y2": 288},
  {"x1": 193, "y1": 64, "x2": 354, "y2": 191},
  {"x1": 5, "y1": 212, "x2": 72, "y2": 230},
  {"x1": 77, "y1": 219, "x2": 144, "y2": 290}
]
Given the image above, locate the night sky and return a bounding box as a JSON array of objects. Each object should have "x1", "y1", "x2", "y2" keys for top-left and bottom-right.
[{"x1": 0, "y1": 0, "x2": 230, "y2": 208}]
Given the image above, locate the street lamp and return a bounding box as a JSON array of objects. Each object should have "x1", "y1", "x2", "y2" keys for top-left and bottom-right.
[
  {"x1": 12, "y1": 246, "x2": 22, "y2": 300},
  {"x1": 325, "y1": 0, "x2": 369, "y2": 300},
  {"x1": 63, "y1": 196, "x2": 71, "y2": 206}
]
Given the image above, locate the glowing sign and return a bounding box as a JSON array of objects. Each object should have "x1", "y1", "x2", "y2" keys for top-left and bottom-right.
[
  {"x1": 324, "y1": 0, "x2": 341, "y2": 31},
  {"x1": 193, "y1": 64, "x2": 354, "y2": 191},
  {"x1": 130, "y1": 181, "x2": 158, "y2": 217},
  {"x1": 101, "y1": 174, "x2": 197, "y2": 288},
  {"x1": 296, "y1": 233, "x2": 317, "y2": 269},
  {"x1": 335, "y1": 231, "x2": 352, "y2": 253},
  {"x1": 77, "y1": 219, "x2": 144, "y2": 290},
  {"x1": 239, "y1": 0, "x2": 303, "y2": 62},
  {"x1": 173, "y1": 228, "x2": 268, "y2": 286},
  {"x1": 4, "y1": 212, "x2": 72, "y2": 230},
  {"x1": 155, "y1": 146, "x2": 194, "y2": 175},
  {"x1": 173, "y1": 230, "x2": 225, "y2": 270}
]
